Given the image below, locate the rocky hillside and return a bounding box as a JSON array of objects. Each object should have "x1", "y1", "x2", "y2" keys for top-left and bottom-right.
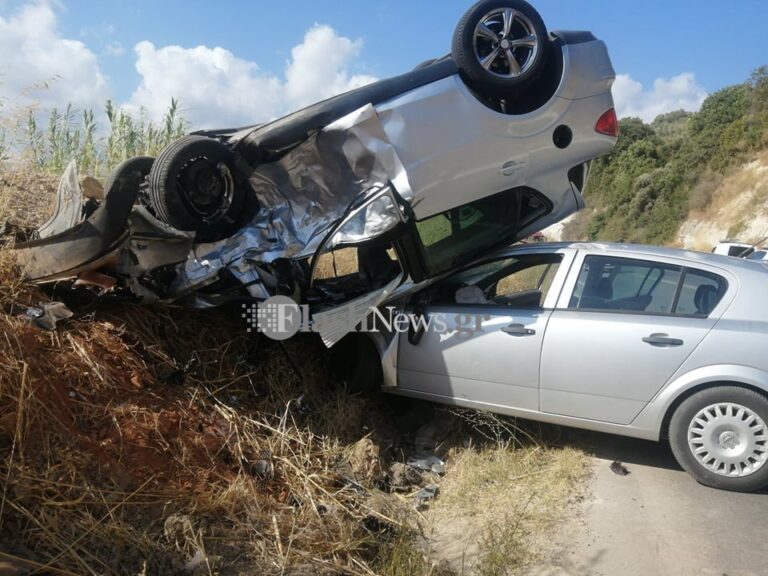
[
  {"x1": 559, "y1": 66, "x2": 768, "y2": 249},
  {"x1": 678, "y1": 150, "x2": 768, "y2": 250}
]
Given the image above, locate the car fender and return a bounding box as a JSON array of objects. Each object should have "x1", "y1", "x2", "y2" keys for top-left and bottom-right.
[{"x1": 632, "y1": 364, "x2": 768, "y2": 438}]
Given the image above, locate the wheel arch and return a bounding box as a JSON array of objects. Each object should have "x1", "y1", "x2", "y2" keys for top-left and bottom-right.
[{"x1": 656, "y1": 370, "x2": 768, "y2": 440}]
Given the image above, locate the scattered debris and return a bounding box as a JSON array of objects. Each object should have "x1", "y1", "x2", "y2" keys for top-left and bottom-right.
[
  {"x1": 610, "y1": 461, "x2": 631, "y2": 476},
  {"x1": 414, "y1": 483, "x2": 440, "y2": 510},
  {"x1": 407, "y1": 453, "x2": 446, "y2": 475},
  {"x1": 19, "y1": 301, "x2": 73, "y2": 330}
]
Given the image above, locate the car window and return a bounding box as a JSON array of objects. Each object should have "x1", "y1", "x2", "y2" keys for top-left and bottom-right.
[
  {"x1": 448, "y1": 257, "x2": 518, "y2": 287},
  {"x1": 433, "y1": 253, "x2": 562, "y2": 308},
  {"x1": 414, "y1": 188, "x2": 550, "y2": 276},
  {"x1": 747, "y1": 250, "x2": 767, "y2": 261},
  {"x1": 673, "y1": 269, "x2": 728, "y2": 317},
  {"x1": 570, "y1": 256, "x2": 682, "y2": 314},
  {"x1": 496, "y1": 262, "x2": 560, "y2": 301}
]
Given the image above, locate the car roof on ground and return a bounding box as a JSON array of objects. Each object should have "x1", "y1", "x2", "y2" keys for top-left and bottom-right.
[{"x1": 508, "y1": 241, "x2": 768, "y2": 272}]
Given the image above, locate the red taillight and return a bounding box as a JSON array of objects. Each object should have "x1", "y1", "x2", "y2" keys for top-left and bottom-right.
[{"x1": 595, "y1": 108, "x2": 619, "y2": 137}]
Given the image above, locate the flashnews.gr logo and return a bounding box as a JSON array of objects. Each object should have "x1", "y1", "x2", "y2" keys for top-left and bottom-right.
[
  {"x1": 243, "y1": 296, "x2": 303, "y2": 340},
  {"x1": 244, "y1": 296, "x2": 493, "y2": 340}
]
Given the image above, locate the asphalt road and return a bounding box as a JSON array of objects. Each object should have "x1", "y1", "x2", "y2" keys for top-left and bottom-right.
[{"x1": 533, "y1": 430, "x2": 768, "y2": 576}]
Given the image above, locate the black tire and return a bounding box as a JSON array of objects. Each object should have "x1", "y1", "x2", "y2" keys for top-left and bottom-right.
[
  {"x1": 104, "y1": 156, "x2": 154, "y2": 199},
  {"x1": 452, "y1": 0, "x2": 549, "y2": 95},
  {"x1": 328, "y1": 334, "x2": 383, "y2": 395},
  {"x1": 669, "y1": 386, "x2": 768, "y2": 492},
  {"x1": 148, "y1": 135, "x2": 246, "y2": 240}
]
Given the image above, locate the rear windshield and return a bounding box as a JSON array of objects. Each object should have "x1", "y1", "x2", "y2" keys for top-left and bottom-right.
[{"x1": 414, "y1": 188, "x2": 550, "y2": 276}]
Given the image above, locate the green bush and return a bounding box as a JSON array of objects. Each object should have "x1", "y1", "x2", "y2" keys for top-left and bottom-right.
[{"x1": 582, "y1": 66, "x2": 768, "y2": 245}]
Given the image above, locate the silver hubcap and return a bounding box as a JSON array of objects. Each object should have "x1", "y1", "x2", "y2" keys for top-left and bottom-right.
[
  {"x1": 688, "y1": 403, "x2": 768, "y2": 477},
  {"x1": 473, "y1": 8, "x2": 539, "y2": 79}
]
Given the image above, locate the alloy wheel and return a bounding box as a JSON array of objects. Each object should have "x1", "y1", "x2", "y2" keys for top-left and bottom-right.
[{"x1": 473, "y1": 7, "x2": 540, "y2": 79}]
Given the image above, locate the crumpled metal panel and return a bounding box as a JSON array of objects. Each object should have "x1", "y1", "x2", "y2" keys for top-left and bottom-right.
[
  {"x1": 171, "y1": 104, "x2": 412, "y2": 297},
  {"x1": 36, "y1": 160, "x2": 84, "y2": 239},
  {"x1": 312, "y1": 274, "x2": 403, "y2": 347}
]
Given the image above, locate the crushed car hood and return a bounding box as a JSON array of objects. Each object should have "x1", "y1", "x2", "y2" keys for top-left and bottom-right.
[{"x1": 171, "y1": 104, "x2": 412, "y2": 298}]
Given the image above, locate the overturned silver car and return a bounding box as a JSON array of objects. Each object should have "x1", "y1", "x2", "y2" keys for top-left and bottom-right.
[{"x1": 14, "y1": 0, "x2": 618, "y2": 344}]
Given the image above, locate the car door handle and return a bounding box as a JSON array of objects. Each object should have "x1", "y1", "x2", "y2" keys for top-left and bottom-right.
[
  {"x1": 502, "y1": 323, "x2": 536, "y2": 336},
  {"x1": 642, "y1": 333, "x2": 684, "y2": 347}
]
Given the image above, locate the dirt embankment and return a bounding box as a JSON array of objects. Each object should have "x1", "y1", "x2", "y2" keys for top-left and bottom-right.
[
  {"x1": 0, "y1": 279, "x2": 587, "y2": 574},
  {"x1": 678, "y1": 149, "x2": 768, "y2": 250}
]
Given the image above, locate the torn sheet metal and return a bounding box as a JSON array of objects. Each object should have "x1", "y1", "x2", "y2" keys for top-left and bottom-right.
[
  {"x1": 14, "y1": 166, "x2": 140, "y2": 281},
  {"x1": 407, "y1": 454, "x2": 446, "y2": 475},
  {"x1": 312, "y1": 274, "x2": 402, "y2": 347},
  {"x1": 170, "y1": 104, "x2": 412, "y2": 297},
  {"x1": 35, "y1": 160, "x2": 84, "y2": 239},
  {"x1": 414, "y1": 483, "x2": 440, "y2": 510}
]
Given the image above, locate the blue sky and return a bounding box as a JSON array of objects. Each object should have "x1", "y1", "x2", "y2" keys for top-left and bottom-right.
[{"x1": 1, "y1": 0, "x2": 767, "y2": 128}]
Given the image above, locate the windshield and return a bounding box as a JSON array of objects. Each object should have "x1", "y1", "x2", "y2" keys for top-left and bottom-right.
[{"x1": 414, "y1": 187, "x2": 550, "y2": 276}]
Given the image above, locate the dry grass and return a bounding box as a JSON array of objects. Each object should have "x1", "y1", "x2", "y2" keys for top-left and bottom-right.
[
  {"x1": 424, "y1": 413, "x2": 589, "y2": 576},
  {"x1": 0, "y1": 171, "x2": 57, "y2": 228},
  {"x1": 0, "y1": 248, "x2": 427, "y2": 575},
  {"x1": 314, "y1": 249, "x2": 360, "y2": 280}
]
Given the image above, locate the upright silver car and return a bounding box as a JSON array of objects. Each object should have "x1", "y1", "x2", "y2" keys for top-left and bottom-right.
[{"x1": 339, "y1": 242, "x2": 768, "y2": 491}]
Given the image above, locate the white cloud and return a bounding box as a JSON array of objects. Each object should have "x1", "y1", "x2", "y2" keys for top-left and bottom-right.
[
  {"x1": 127, "y1": 24, "x2": 377, "y2": 129},
  {"x1": 0, "y1": 3, "x2": 374, "y2": 130},
  {"x1": 0, "y1": 1, "x2": 109, "y2": 114},
  {"x1": 613, "y1": 73, "x2": 707, "y2": 123},
  {"x1": 284, "y1": 25, "x2": 377, "y2": 110},
  {"x1": 104, "y1": 41, "x2": 125, "y2": 57}
]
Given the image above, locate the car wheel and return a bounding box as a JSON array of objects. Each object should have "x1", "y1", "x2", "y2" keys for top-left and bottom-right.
[
  {"x1": 452, "y1": 0, "x2": 549, "y2": 95},
  {"x1": 328, "y1": 334, "x2": 383, "y2": 395},
  {"x1": 669, "y1": 386, "x2": 768, "y2": 492},
  {"x1": 148, "y1": 135, "x2": 246, "y2": 241}
]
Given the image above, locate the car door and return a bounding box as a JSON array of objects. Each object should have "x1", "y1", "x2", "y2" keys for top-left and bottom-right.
[
  {"x1": 539, "y1": 252, "x2": 731, "y2": 424},
  {"x1": 397, "y1": 249, "x2": 574, "y2": 411}
]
